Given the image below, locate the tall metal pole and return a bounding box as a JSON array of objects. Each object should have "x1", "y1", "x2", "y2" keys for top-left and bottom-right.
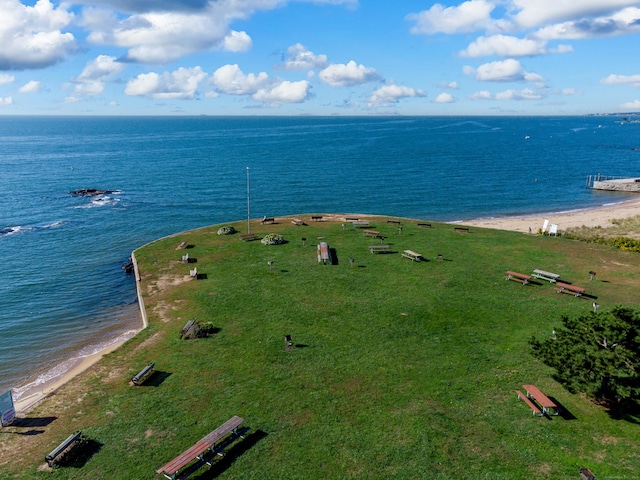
[{"x1": 246, "y1": 167, "x2": 251, "y2": 233}]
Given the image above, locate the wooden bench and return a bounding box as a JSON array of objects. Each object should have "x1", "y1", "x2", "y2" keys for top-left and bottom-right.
[
  {"x1": 352, "y1": 221, "x2": 369, "y2": 228},
  {"x1": 386, "y1": 220, "x2": 401, "y2": 225},
  {"x1": 531, "y1": 269, "x2": 560, "y2": 283},
  {"x1": 417, "y1": 223, "x2": 432, "y2": 228},
  {"x1": 579, "y1": 467, "x2": 595, "y2": 480},
  {"x1": 505, "y1": 271, "x2": 531, "y2": 285},
  {"x1": 555, "y1": 282, "x2": 585, "y2": 297},
  {"x1": 345, "y1": 217, "x2": 359, "y2": 221},
  {"x1": 368, "y1": 245, "x2": 389, "y2": 254},
  {"x1": 239, "y1": 233, "x2": 257, "y2": 241},
  {"x1": 311, "y1": 216, "x2": 323, "y2": 221},
  {"x1": 132, "y1": 362, "x2": 155, "y2": 386},
  {"x1": 156, "y1": 416, "x2": 246, "y2": 480},
  {"x1": 453, "y1": 226, "x2": 469, "y2": 233},
  {"x1": 402, "y1": 250, "x2": 423, "y2": 262},
  {"x1": 291, "y1": 218, "x2": 305, "y2": 226},
  {"x1": 363, "y1": 230, "x2": 381, "y2": 238},
  {"x1": 177, "y1": 241, "x2": 188, "y2": 250},
  {"x1": 516, "y1": 390, "x2": 542, "y2": 416},
  {"x1": 261, "y1": 217, "x2": 275, "y2": 224},
  {"x1": 45, "y1": 430, "x2": 85, "y2": 467}
]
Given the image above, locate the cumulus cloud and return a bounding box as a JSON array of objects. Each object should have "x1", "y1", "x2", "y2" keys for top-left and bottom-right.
[
  {"x1": 223, "y1": 30, "x2": 252, "y2": 52},
  {"x1": 464, "y1": 59, "x2": 543, "y2": 82},
  {"x1": 367, "y1": 83, "x2": 425, "y2": 106},
  {"x1": 406, "y1": 0, "x2": 494, "y2": 35},
  {"x1": 124, "y1": 66, "x2": 207, "y2": 99},
  {"x1": 468, "y1": 90, "x2": 493, "y2": 100},
  {"x1": 71, "y1": 55, "x2": 125, "y2": 95},
  {"x1": 600, "y1": 73, "x2": 640, "y2": 88},
  {"x1": 0, "y1": 97, "x2": 13, "y2": 106},
  {"x1": 433, "y1": 92, "x2": 455, "y2": 103},
  {"x1": 533, "y1": 7, "x2": 640, "y2": 40},
  {"x1": 460, "y1": 34, "x2": 573, "y2": 57},
  {"x1": 280, "y1": 44, "x2": 329, "y2": 71},
  {"x1": 0, "y1": 74, "x2": 15, "y2": 85},
  {"x1": 495, "y1": 88, "x2": 544, "y2": 100},
  {"x1": 621, "y1": 99, "x2": 640, "y2": 109},
  {"x1": 0, "y1": 0, "x2": 76, "y2": 70},
  {"x1": 319, "y1": 60, "x2": 381, "y2": 87},
  {"x1": 19, "y1": 80, "x2": 43, "y2": 93},
  {"x1": 210, "y1": 64, "x2": 271, "y2": 95},
  {"x1": 252, "y1": 80, "x2": 312, "y2": 104}
]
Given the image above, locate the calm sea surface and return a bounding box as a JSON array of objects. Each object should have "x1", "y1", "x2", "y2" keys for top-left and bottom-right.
[{"x1": 1, "y1": 116, "x2": 639, "y2": 397}]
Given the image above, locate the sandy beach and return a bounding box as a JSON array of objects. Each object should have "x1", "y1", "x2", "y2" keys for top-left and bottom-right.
[{"x1": 455, "y1": 198, "x2": 640, "y2": 233}]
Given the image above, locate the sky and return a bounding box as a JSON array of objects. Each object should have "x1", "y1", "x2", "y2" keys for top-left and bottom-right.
[{"x1": 1, "y1": 0, "x2": 640, "y2": 116}]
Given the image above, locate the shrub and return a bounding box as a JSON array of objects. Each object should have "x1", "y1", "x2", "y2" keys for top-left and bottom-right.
[
  {"x1": 261, "y1": 233, "x2": 284, "y2": 245},
  {"x1": 217, "y1": 226, "x2": 236, "y2": 235}
]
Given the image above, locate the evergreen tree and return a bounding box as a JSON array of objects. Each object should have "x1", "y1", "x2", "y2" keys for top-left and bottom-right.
[{"x1": 530, "y1": 306, "x2": 640, "y2": 410}]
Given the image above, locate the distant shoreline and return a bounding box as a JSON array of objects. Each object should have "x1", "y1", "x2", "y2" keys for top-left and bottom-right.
[{"x1": 12, "y1": 200, "x2": 640, "y2": 413}]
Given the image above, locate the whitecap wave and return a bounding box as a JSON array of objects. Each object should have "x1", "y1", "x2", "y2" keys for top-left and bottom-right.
[{"x1": 0, "y1": 226, "x2": 30, "y2": 236}]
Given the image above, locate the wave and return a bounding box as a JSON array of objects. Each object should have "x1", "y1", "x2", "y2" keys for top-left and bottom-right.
[
  {"x1": 0, "y1": 226, "x2": 27, "y2": 236},
  {"x1": 72, "y1": 192, "x2": 123, "y2": 209},
  {"x1": 1, "y1": 222, "x2": 65, "y2": 237}
]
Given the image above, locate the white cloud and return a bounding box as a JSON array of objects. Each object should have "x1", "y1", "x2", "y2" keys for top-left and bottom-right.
[
  {"x1": 464, "y1": 59, "x2": 544, "y2": 82},
  {"x1": 533, "y1": 7, "x2": 640, "y2": 40},
  {"x1": 495, "y1": 88, "x2": 544, "y2": 100},
  {"x1": 468, "y1": 90, "x2": 493, "y2": 100},
  {"x1": 368, "y1": 83, "x2": 425, "y2": 106},
  {"x1": 433, "y1": 92, "x2": 455, "y2": 103},
  {"x1": 210, "y1": 64, "x2": 271, "y2": 95},
  {"x1": 0, "y1": 96, "x2": 13, "y2": 106},
  {"x1": 124, "y1": 66, "x2": 207, "y2": 99},
  {"x1": 0, "y1": 0, "x2": 76, "y2": 70},
  {"x1": 19, "y1": 80, "x2": 42, "y2": 93},
  {"x1": 600, "y1": 74, "x2": 640, "y2": 88},
  {"x1": 319, "y1": 60, "x2": 381, "y2": 87},
  {"x1": 252, "y1": 80, "x2": 312, "y2": 104},
  {"x1": 407, "y1": 0, "x2": 495, "y2": 35},
  {"x1": 620, "y1": 99, "x2": 640, "y2": 109},
  {"x1": 223, "y1": 30, "x2": 252, "y2": 52},
  {"x1": 281, "y1": 44, "x2": 329, "y2": 71},
  {"x1": 72, "y1": 55, "x2": 125, "y2": 95},
  {"x1": 442, "y1": 81, "x2": 459, "y2": 89},
  {"x1": 0, "y1": 74, "x2": 15, "y2": 85},
  {"x1": 460, "y1": 35, "x2": 552, "y2": 57}
]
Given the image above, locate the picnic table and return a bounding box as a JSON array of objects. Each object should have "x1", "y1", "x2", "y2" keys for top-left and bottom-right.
[
  {"x1": 505, "y1": 271, "x2": 531, "y2": 285},
  {"x1": 555, "y1": 282, "x2": 585, "y2": 297},
  {"x1": 368, "y1": 245, "x2": 389, "y2": 254},
  {"x1": 317, "y1": 242, "x2": 331, "y2": 265},
  {"x1": 352, "y1": 221, "x2": 369, "y2": 228},
  {"x1": 531, "y1": 269, "x2": 560, "y2": 283},
  {"x1": 363, "y1": 229, "x2": 381, "y2": 238},
  {"x1": 522, "y1": 384, "x2": 558, "y2": 415},
  {"x1": 401, "y1": 250, "x2": 423, "y2": 262}
]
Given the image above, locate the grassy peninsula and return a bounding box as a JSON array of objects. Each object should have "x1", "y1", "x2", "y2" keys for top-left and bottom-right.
[{"x1": 2, "y1": 215, "x2": 640, "y2": 479}]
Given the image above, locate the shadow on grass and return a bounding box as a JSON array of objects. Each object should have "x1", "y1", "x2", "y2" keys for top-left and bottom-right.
[
  {"x1": 330, "y1": 248, "x2": 338, "y2": 265},
  {"x1": 145, "y1": 371, "x2": 172, "y2": 387},
  {"x1": 9, "y1": 416, "x2": 57, "y2": 428},
  {"x1": 549, "y1": 397, "x2": 577, "y2": 420},
  {"x1": 55, "y1": 438, "x2": 103, "y2": 468},
  {"x1": 192, "y1": 429, "x2": 268, "y2": 480},
  {"x1": 195, "y1": 273, "x2": 208, "y2": 280}
]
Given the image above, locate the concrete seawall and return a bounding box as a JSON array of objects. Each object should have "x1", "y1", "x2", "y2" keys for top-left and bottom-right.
[{"x1": 592, "y1": 178, "x2": 640, "y2": 192}]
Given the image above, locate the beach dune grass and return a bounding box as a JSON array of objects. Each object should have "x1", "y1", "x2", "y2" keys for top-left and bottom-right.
[{"x1": 2, "y1": 215, "x2": 640, "y2": 479}]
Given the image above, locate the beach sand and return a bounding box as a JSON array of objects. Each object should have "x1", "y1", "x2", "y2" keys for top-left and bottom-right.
[{"x1": 455, "y1": 198, "x2": 640, "y2": 233}]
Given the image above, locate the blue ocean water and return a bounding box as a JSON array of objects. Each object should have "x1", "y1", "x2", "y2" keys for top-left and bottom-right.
[{"x1": 1, "y1": 115, "x2": 639, "y2": 397}]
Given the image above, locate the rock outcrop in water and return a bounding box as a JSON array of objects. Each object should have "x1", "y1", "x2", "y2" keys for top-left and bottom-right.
[{"x1": 69, "y1": 189, "x2": 114, "y2": 196}]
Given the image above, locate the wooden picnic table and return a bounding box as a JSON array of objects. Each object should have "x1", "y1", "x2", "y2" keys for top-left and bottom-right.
[
  {"x1": 401, "y1": 250, "x2": 423, "y2": 262},
  {"x1": 522, "y1": 384, "x2": 558, "y2": 415},
  {"x1": 352, "y1": 221, "x2": 369, "y2": 228},
  {"x1": 317, "y1": 242, "x2": 331, "y2": 264},
  {"x1": 363, "y1": 229, "x2": 380, "y2": 238},
  {"x1": 531, "y1": 269, "x2": 560, "y2": 283},
  {"x1": 555, "y1": 282, "x2": 585, "y2": 297},
  {"x1": 368, "y1": 245, "x2": 389, "y2": 254},
  {"x1": 505, "y1": 271, "x2": 531, "y2": 285}
]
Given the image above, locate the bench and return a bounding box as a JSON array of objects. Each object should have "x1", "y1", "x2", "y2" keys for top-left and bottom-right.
[
  {"x1": 402, "y1": 250, "x2": 423, "y2": 262},
  {"x1": 505, "y1": 271, "x2": 531, "y2": 285},
  {"x1": 261, "y1": 217, "x2": 275, "y2": 224},
  {"x1": 345, "y1": 217, "x2": 359, "y2": 221},
  {"x1": 555, "y1": 282, "x2": 585, "y2": 297},
  {"x1": 181, "y1": 253, "x2": 189, "y2": 263},
  {"x1": 156, "y1": 416, "x2": 246, "y2": 480},
  {"x1": 239, "y1": 233, "x2": 257, "y2": 241},
  {"x1": 531, "y1": 269, "x2": 560, "y2": 283},
  {"x1": 417, "y1": 223, "x2": 432, "y2": 228},
  {"x1": 132, "y1": 362, "x2": 155, "y2": 386},
  {"x1": 363, "y1": 230, "x2": 381, "y2": 238},
  {"x1": 516, "y1": 390, "x2": 542, "y2": 416},
  {"x1": 189, "y1": 267, "x2": 198, "y2": 278},
  {"x1": 579, "y1": 467, "x2": 595, "y2": 480},
  {"x1": 311, "y1": 216, "x2": 323, "y2": 221},
  {"x1": 317, "y1": 242, "x2": 331, "y2": 265},
  {"x1": 177, "y1": 241, "x2": 188, "y2": 250},
  {"x1": 453, "y1": 226, "x2": 469, "y2": 233},
  {"x1": 386, "y1": 220, "x2": 401, "y2": 225},
  {"x1": 45, "y1": 430, "x2": 85, "y2": 467},
  {"x1": 352, "y1": 221, "x2": 369, "y2": 228},
  {"x1": 291, "y1": 218, "x2": 305, "y2": 226},
  {"x1": 369, "y1": 245, "x2": 389, "y2": 254}
]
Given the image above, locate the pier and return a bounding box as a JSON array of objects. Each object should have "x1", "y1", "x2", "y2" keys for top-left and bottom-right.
[{"x1": 586, "y1": 174, "x2": 640, "y2": 192}]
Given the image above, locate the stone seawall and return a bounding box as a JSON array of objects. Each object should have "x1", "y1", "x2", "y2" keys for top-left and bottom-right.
[{"x1": 592, "y1": 179, "x2": 640, "y2": 192}]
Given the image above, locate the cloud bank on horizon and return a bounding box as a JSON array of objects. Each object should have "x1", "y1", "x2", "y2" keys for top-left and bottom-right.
[{"x1": 1, "y1": 0, "x2": 640, "y2": 115}]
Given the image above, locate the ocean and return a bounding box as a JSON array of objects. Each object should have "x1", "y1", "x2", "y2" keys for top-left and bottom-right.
[{"x1": 1, "y1": 115, "x2": 639, "y2": 398}]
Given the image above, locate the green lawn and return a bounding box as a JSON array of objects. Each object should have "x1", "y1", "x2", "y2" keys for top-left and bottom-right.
[{"x1": 2, "y1": 215, "x2": 640, "y2": 479}]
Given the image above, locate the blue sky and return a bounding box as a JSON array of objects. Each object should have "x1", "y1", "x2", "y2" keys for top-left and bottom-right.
[{"x1": 1, "y1": 0, "x2": 640, "y2": 115}]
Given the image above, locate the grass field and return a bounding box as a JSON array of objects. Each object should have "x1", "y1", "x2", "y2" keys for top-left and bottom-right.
[{"x1": 2, "y1": 214, "x2": 640, "y2": 479}]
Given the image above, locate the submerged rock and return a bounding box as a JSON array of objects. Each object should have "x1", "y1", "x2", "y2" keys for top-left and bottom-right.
[{"x1": 69, "y1": 189, "x2": 114, "y2": 197}]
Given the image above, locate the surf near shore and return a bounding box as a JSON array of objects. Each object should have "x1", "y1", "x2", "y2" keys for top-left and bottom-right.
[{"x1": 455, "y1": 198, "x2": 640, "y2": 233}]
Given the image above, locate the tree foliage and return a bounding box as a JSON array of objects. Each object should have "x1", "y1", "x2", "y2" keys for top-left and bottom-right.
[{"x1": 530, "y1": 306, "x2": 640, "y2": 410}]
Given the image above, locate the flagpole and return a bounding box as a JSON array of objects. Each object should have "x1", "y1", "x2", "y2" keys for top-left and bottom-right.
[{"x1": 246, "y1": 167, "x2": 251, "y2": 234}]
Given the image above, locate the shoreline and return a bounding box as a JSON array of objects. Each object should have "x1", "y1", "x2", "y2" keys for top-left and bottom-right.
[
  {"x1": 11, "y1": 201, "x2": 640, "y2": 414},
  {"x1": 455, "y1": 197, "x2": 640, "y2": 233}
]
